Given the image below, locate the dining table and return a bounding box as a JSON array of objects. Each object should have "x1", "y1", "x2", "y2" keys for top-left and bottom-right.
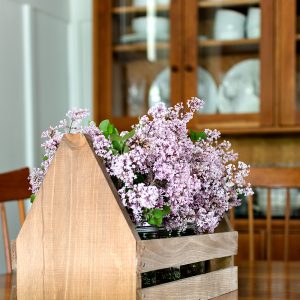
[{"x1": 1, "y1": 261, "x2": 299, "y2": 299}]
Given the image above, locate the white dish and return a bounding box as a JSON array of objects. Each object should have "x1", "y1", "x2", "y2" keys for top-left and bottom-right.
[
  {"x1": 218, "y1": 59, "x2": 260, "y2": 113},
  {"x1": 214, "y1": 9, "x2": 246, "y2": 40},
  {"x1": 246, "y1": 7, "x2": 261, "y2": 38},
  {"x1": 133, "y1": 0, "x2": 170, "y2": 6},
  {"x1": 149, "y1": 67, "x2": 218, "y2": 114},
  {"x1": 132, "y1": 17, "x2": 169, "y2": 37},
  {"x1": 120, "y1": 33, "x2": 169, "y2": 44}
]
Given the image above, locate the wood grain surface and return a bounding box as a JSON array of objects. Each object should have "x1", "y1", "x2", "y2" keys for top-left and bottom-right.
[
  {"x1": 17, "y1": 134, "x2": 137, "y2": 299},
  {"x1": 138, "y1": 266, "x2": 238, "y2": 300},
  {"x1": 0, "y1": 168, "x2": 31, "y2": 202},
  {"x1": 138, "y1": 231, "x2": 237, "y2": 273}
]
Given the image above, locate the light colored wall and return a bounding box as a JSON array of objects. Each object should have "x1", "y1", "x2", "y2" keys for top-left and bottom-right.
[
  {"x1": 69, "y1": 0, "x2": 92, "y2": 111},
  {"x1": 0, "y1": 0, "x2": 92, "y2": 274}
]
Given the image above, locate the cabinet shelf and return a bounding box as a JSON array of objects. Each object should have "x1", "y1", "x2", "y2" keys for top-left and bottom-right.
[
  {"x1": 199, "y1": 38, "x2": 259, "y2": 48},
  {"x1": 113, "y1": 38, "x2": 258, "y2": 53},
  {"x1": 199, "y1": 0, "x2": 260, "y2": 8},
  {"x1": 113, "y1": 42, "x2": 169, "y2": 52},
  {"x1": 112, "y1": 5, "x2": 169, "y2": 15}
]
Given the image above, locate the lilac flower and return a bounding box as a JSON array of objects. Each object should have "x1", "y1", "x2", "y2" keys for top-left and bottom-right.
[
  {"x1": 66, "y1": 108, "x2": 90, "y2": 122},
  {"x1": 29, "y1": 99, "x2": 253, "y2": 233}
]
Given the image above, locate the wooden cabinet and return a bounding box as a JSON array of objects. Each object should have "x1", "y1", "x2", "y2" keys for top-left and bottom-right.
[
  {"x1": 93, "y1": 0, "x2": 296, "y2": 133},
  {"x1": 277, "y1": 0, "x2": 300, "y2": 127}
]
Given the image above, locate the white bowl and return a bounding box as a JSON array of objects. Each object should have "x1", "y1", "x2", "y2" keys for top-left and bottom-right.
[
  {"x1": 214, "y1": 9, "x2": 246, "y2": 40},
  {"x1": 132, "y1": 17, "x2": 169, "y2": 37},
  {"x1": 246, "y1": 7, "x2": 261, "y2": 38},
  {"x1": 133, "y1": 0, "x2": 170, "y2": 6}
]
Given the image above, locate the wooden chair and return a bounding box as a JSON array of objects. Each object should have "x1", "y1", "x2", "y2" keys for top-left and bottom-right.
[
  {"x1": 0, "y1": 168, "x2": 31, "y2": 273},
  {"x1": 230, "y1": 167, "x2": 300, "y2": 262}
]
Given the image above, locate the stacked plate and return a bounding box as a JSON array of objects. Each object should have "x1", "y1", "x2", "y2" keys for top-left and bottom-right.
[{"x1": 148, "y1": 59, "x2": 260, "y2": 114}]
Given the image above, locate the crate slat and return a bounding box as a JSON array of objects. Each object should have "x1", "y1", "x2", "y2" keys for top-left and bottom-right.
[
  {"x1": 138, "y1": 230, "x2": 237, "y2": 272},
  {"x1": 138, "y1": 266, "x2": 238, "y2": 300}
]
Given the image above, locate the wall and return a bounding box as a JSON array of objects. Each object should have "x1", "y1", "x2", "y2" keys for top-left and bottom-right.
[{"x1": 0, "y1": 0, "x2": 92, "y2": 273}]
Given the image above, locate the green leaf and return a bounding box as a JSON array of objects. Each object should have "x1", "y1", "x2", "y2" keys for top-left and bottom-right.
[
  {"x1": 143, "y1": 205, "x2": 171, "y2": 227},
  {"x1": 123, "y1": 145, "x2": 130, "y2": 153},
  {"x1": 110, "y1": 134, "x2": 123, "y2": 143},
  {"x1": 112, "y1": 140, "x2": 123, "y2": 152},
  {"x1": 162, "y1": 205, "x2": 171, "y2": 214},
  {"x1": 189, "y1": 130, "x2": 206, "y2": 142},
  {"x1": 111, "y1": 148, "x2": 119, "y2": 155},
  {"x1": 99, "y1": 119, "x2": 109, "y2": 133},
  {"x1": 148, "y1": 215, "x2": 163, "y2": 226},
  {"x1": 122, "y1": 129, "x2": 135, "y2": 141},
  {"x1": 107, "y1": 124, "x2": 115, "y2": 135},
  {"x1": 153, "y1": 209, "x2": 164, "y2": 218},
  {"x1": 43, "y1": 155, "x2": 48, "y2": 161},
  {"x1": 30, "y1": 194, "x2": 36, "y2": 203}
]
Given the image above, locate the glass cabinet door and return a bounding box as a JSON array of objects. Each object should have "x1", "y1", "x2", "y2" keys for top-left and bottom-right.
[
  {"x1": 183, "y1": 0, "x2": 274, "y2": 130},
  {"x1": 112, "y1": 0, "x2": 171, "y2": 118},
  {"x1": 278, "y1": 0, "x2": 300, "y2": 126},
  {"x1": 94, "y1": 0, "x2": 183, "y2": 129}
]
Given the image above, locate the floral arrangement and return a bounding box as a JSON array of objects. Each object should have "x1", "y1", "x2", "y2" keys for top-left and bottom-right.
[{"x1": 29, "y1": 98, "x2": 252, "y2": 234}]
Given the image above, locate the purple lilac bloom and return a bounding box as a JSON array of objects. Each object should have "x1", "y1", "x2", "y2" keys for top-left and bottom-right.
[{"x1": 29, "y1": 99, "x2": 253, "y2": 233}]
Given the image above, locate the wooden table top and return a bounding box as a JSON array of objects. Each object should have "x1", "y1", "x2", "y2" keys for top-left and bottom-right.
[{"x1": 1, "y1": 261, "x2": 299, "y2": 299}]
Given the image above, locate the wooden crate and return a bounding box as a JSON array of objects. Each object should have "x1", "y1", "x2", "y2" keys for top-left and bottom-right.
[{"x1": 16, "y1": 134, "x2": 238, "y2": 300}]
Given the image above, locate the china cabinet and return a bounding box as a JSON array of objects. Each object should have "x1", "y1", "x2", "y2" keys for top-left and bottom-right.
[
  {"x1": 93, "y1": 0, "x2": 278, "y2": 133},
  {"x1": 93, "y1": 0, "x2": 300, "y2": 261}
]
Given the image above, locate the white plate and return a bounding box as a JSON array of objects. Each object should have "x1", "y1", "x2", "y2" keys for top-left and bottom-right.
[
  {"x1": 148, "y1": 67, "x2": 218, "y2": 114},
  {"x1": 120, "y1": 33, "x2": 169, "y2": 44},
  {"x1": 218, "y1": 59, "x2": 260, "y2": 113}
]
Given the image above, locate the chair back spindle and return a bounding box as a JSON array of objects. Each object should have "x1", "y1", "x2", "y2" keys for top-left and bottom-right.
[{"x1": 231, "y1": 168, "x2": 300, "y2": 261}]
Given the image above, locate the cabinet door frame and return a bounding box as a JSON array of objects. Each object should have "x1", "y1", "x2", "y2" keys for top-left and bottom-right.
[
  {"x1": 93, "y1": 0, "x2": 184, "y2": 129},
  {"x1": 183, "y1": 0, "x2": 275, "y2": 130},
  {"x1": 277, "y1": 0, "x2": 299, "y2": 126},
  {"x1": 93, "y1": 0, "x2": 112, "y2": 124}
]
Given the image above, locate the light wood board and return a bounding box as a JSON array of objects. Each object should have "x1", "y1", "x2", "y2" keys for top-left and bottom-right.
[{"x1": 17, "y1": 134, "x2": 137, "y2": 299}]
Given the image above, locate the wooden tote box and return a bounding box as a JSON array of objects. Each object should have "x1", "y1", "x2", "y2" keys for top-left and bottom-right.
[{"x1": 16, "y1": 134, "x2": 238, "y2": 300}]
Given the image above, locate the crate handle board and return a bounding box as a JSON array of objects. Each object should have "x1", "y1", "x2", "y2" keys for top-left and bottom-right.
[{"x1": 16, "y1": 134, "x2": 238, "y2": 300}]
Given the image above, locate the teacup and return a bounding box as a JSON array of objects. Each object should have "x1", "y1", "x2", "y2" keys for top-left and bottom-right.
[
  {"x1": 213, "y1": 9, "x2": 246, "y2": 40},
  {"x1": 246, "y1": 7, "x2": 261, "y2": 38}
]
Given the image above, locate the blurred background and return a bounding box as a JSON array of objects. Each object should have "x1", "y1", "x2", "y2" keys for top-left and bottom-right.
[
  {"x1": 1, "y1": 0, "x2": 300, "y2": 273},
  {"x1": 0, "y1": 0, "x2": 92, "y2": 273}
]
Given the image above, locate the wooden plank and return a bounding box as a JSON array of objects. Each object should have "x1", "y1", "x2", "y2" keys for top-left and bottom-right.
[
  {"x1": 0, "y1": 203, "x2": 12, "y2": 274},
  {"x1": 284, "y1": 189, "x2": 290, "y2": 261},
  {"x1": 18, "y1": 200, "x2": 26, "y2": 226},
  {"x1": 138, "y1": 231, "x2": 237, "y2": 273},
  {"x1": 199, "y1": 0, "x2": 260, "y2": 8},
  {"x1": 260, "y1": 0, "x2": 275, "y2": 127},
  {"x1": 170, "y1": 0, "x2": 183, "y2": 106},
  {"x1": 182, "y1": 0, "x2": 198, "y2": 104},
  {"x1": 248, "y1": 195, "x2": 254, "y2": 261},
  {"x1": 266, "y1": 188, "x2": 272, "y2": 262},
  {"x1": 139, "y1": 266, "x2": 238, "y2": 300},
  {"x1": 17, "y1": 134, "x2": 138, "y2": 299},
  {"x1": 277, "y1": 0, "x2": 297, "y2": 125},
  {"x1": 0, "y1": 168, "x2": 31, "y2": 203},
  {"x1": 93, "y1": 0, "x2": 113, "y2": 123},
  {"x1": 247, "y1": 168, "x2": 300, "y2": 188},
  {"x1": 11, "y1": 240, "x2": 17, "y2": 271},
  {"x1": 113, "y1": 42, "x2": 169, "y2": 52},
  {"x1": 199, "y1": 38, "x2": 259, "y2": 48},
  {"x1": 112, "y1": 5, "x2": 169, "y2": 14}
]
